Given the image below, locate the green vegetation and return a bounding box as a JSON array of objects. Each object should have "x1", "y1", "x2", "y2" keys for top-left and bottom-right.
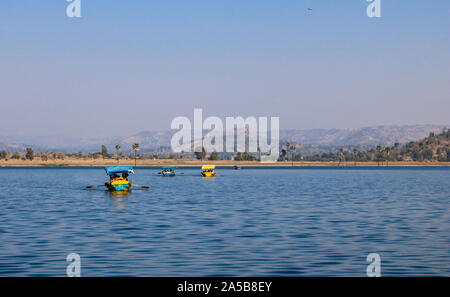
[
  {"x1": 1, "y1": 129, "x2": 448, "y2": 165},
  {"x1": 234, "y1": 152, "x2": 257, "y2": 161},
  {"x1": 305, "y1": 129, "x2": 450, "y2": 164},
  {"x1": 286, "y1": 142, "x2": 297, "y2": 166},
  {"x1": 209, "y1": 151, "x2": 220, "y2": 160},
  {"x1": 132, "y1": 143, "x2": 140, "y2": 166},
  {"x1": 194, "y1": 147, "x2": 206, "y2": 161},
  {"x1": 115, "y1": 144, "x2": 121, "y2": 164},
  {"x1": 25, "y1": 148, "x2": 34, "y2": 160},
  {"x1": 101, "y1": 145, "x2": 108, "y2": 158},
  {"x1": 0, "y1": 151, "x2": 7, "y2": 159}
]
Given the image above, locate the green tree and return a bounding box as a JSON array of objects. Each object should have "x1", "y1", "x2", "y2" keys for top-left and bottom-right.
[
  {"x1": 195, "y1": 147, "x2": 206, "y2": 161},
  {"x1": 209, "y1": 151, "x2": 220, "y2": 160},
  {"x1": 375, "y1": 145, "x2": 383, "y2": 166},
  {"x1": 384, "y1": 146, "x2": 391, "y2": 166},
  {"x1": 132, "y1": 143, "x2": 140, "y2": 166},
  {"x1": 0, "y1": 151, "x2": 7, "y2": 159},
  {"x1": 115, "y1": 144, "x2": 121, "y2": 164},
  {"x1": 289, "y1": 144, "x2": 296, "y2": 166},
  {"x1": 352, "y1": 148, "x2": 359, "y2": 166},
  {"x1": 25, "y1": 148, "x2": 34, "y2": 161},
  {"x1": 280, "y1": 148, "x2": 287, "y2": 161},
  {"x1": 285, "y1": 142, "x2": 291, "y2": 161},
  {"x1": 101, "y1": 145, "x2": 108, "y2": 159},
  {"x1": 338, "y1": 148, "x2": 345, "y2": 166},
  {"x1": 235, "y1": 152, "x2": 257, "y2": 161}
]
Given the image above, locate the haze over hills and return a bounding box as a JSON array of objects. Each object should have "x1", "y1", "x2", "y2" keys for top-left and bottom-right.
[
  {"x1": 280, "y1": 125, "x2": 448, "y2": 147},
  {"x1": 0, "y1": 125, "x2": 447, "y2": 154}
]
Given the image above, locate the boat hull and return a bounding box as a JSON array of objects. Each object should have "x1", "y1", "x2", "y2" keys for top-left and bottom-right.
[
  {"x1": 162, "y1": 171, "x2": 176, "y2": 177},
  {"x1": 201, "y1": 171, "x2": 216, "y2": 177},
  {"x1": 106, "y1": 179, "x2": 131, "y2": 192}
]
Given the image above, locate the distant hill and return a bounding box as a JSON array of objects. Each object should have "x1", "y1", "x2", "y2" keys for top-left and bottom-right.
[
  {"x1": 0, "y1": 124, "x2": 447, "y2": 154},
  {"x1": 280, "y1": 125, "x2": 446, "y2": 147},
  {"x1": 304, "y1": 129, "x2": 450, "y2": 162},
  {"x1": 0, "y1": 132, "x2": 172, "y2": 153},
  {"x1": 390, "y1": 129, "x2": 450, "y2": 161}
]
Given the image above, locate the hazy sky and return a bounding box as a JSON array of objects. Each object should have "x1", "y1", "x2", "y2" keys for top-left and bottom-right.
[{"x1": 0, "y1": 1, "x2": 449, "y2": 137}]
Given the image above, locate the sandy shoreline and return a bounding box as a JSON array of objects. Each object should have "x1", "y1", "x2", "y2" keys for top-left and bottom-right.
[{"x1": 1, "y1": 159, "x2": 449, "y2": 167}]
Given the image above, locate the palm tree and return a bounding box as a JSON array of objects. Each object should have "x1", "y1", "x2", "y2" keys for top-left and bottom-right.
[
  {"x1": 384, "y1": 146, "x2": 391, "y2": 166},
  {"x1": 132, "y1": 143, "x2": 140, "y2": 166},
  {"x1": 290, "y1": 144, "x2": 296, "y2": 166},
  {"x1": 201, "y1": 146, "x2": 206, "y2": 161},
  {"x1": 338, "y1": 148, "x2": 345, "y2": 166},
  {"x1": 101, "y1": 145, "x2": 108, "y2": 159},
  {"x1": 257, "y1": 146, "x2": 261, "y2": 161},
  {"x1": 353, "y1": 148, "x2": 359, "y2": 166},
  {"x1": 115, "y1": 144, "x2": 121, "y2": 164},
  {"x1": 194, "y1": 146, "x2": 206, "y2": 161},
  {"x1": 285, "y1": 142, "x2": 291, "y2": 162},
  {"x1": 376, "y1": 145, "x2": 383, "y2": 166}
]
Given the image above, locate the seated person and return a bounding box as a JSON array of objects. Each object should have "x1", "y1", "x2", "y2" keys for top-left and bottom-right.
[{"x1": 110, "y1": 174, "x2": 119, "y2": 184}]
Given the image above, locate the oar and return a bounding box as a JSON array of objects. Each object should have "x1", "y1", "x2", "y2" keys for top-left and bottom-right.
[
  {"x1": 132, "y1": 184, "x2": 150, "y2": 189},
  {"x1": 86, "y1": 185, "x2": 106, "y2": 189}
]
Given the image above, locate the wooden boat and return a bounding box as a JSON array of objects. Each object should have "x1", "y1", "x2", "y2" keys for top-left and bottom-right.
[
  {"x1": 161, "y1": 166, "x2": 176, "y2": 177},
  {"x1": 234, "y1": 165, "x2": 241, "y2": 170},
  {"x1": 104, "y1": 166, "x2": 134, "y2": 192},
  {"x1": 201, "y1": 165, "x2": 216, "y2": 177}
]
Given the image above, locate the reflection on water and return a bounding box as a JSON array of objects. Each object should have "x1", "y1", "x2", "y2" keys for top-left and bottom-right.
[
  {"x1": 0, "y1": 167, "x2": 449, "y2": 276},
  {"x1": 106, "y1": 191, "x2": 131, "y2": 210}
]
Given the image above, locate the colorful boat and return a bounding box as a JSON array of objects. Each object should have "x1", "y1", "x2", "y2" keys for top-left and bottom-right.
[
  {"x1": 161, "y1": 166, "x2": 176, "y2": 177},
  {"x1": 234, "y1": 165, "x2": 242, "y2": 170},
  {"x1": 104, "y1": 166, "x2": 134, "y2": 192},
  {"x1": 201, "y1": 165, "x2": 216, "y2": 177}
]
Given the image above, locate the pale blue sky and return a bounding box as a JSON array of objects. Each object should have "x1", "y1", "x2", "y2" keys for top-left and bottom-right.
[{"x1": 0, "y1": 1, "x2": 449, "y2": 137}]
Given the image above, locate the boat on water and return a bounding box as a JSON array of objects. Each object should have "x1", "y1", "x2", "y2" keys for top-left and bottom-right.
[
  {"x1": 161, "y1": 166, "x2": 176, "y2": 176},
  {"x1": 104, "y1": 166, "x2": 134, "y2": 192},
  {"x1": 234, "y1": 165, "x2": 242, "y2": 170},
  {"x1": 201, "y1": 165, "x2": 216, "y2": 177}
]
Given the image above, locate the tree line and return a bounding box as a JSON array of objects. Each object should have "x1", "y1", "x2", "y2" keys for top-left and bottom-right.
[
  {"x1": 1, "y1": 129, "x2": 449, "y2": 163},
  {"x1": 303, "y1": 129, "x2": 450, "y2": 163},
  {"x1": 0, "y1": 143, "x2": 144, "y2": 165}
]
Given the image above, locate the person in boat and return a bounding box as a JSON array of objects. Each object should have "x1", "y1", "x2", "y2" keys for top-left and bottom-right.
[
  {"x1": 162, "y1": 168, "x2": 173, "y2": 174},
  {"x1": 122, "y1": 172, "x2": 129, "y2": 180},
  {"x1": 110, "y1": 174, "x2": 119, "y2": 184}
]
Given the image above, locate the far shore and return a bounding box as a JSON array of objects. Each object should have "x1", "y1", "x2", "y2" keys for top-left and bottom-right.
[{"x1": 1, "y1": 159, "x2": 449, "y2": 167}]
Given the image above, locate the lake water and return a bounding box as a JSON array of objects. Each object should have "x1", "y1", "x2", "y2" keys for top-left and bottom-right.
[{"x1": 0, "y1": 167, "x2": 449, "y2": 276}]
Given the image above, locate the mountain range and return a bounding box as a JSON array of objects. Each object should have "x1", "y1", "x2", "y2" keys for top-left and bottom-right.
[{"x1": 0, "y1": 125, "x2": 447, "y2": 154}]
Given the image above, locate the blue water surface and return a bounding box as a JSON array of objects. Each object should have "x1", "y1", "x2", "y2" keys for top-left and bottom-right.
[{"x1": 0, "y1": 166, "x2": 449, "y2": 276}]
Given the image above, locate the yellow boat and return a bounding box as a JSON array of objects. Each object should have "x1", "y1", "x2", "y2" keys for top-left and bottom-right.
[
  {"x1": 201, "y1": 165, "x2": 216, "y2": 177},
  {"x1": 108, "y1": 178, "x2": 131, "y2": 192},
  {"x1": 104, "y1": 166, "x2": 133, "y2": 192}
]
